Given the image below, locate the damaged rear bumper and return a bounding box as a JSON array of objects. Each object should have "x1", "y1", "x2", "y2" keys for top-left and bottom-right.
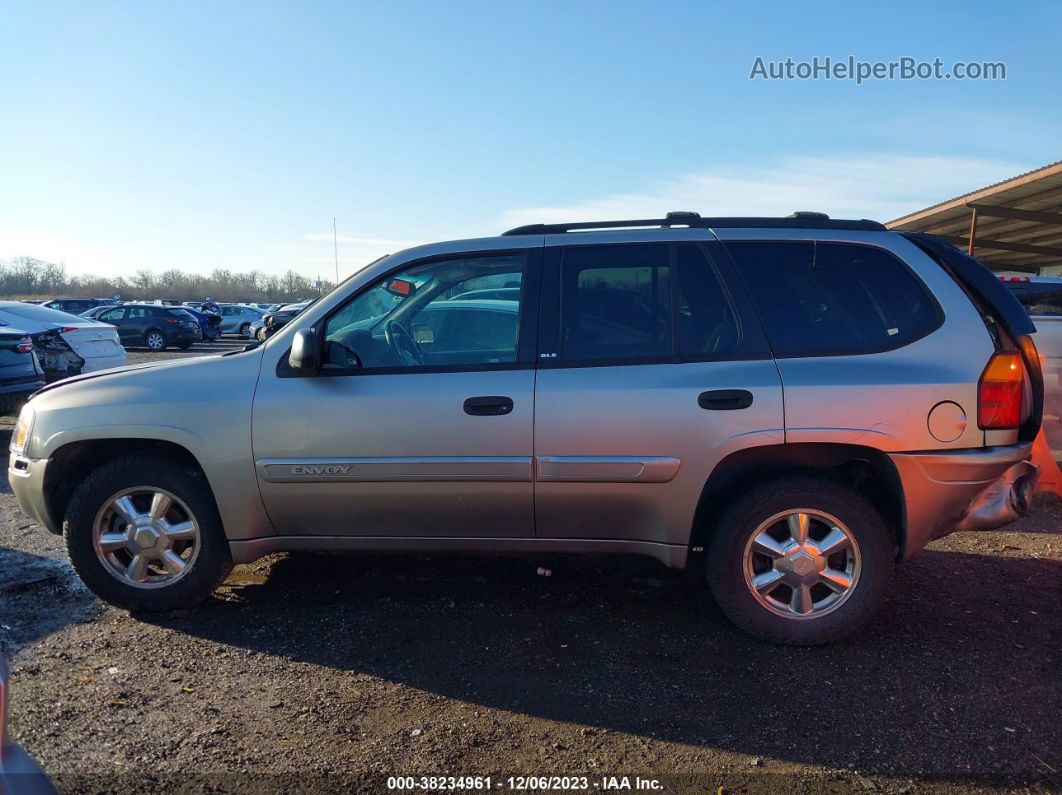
[{"x1": 889, "y1": 443, "x2": 1037, "y2": 560}]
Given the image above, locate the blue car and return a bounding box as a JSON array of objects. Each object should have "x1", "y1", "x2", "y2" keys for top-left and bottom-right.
[{"x1": 178, "y1": 307, "x2": 221, "y2": 341}]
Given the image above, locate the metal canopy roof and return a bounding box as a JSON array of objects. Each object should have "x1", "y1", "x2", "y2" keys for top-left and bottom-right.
[{"x1": 886, "y1": 160, "x2": 1062, "y2": 273}]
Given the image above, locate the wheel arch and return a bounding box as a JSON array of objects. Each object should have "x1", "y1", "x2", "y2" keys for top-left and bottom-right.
[
  {"x1": 43, "y1": 438, "x2": 217, "y2": 536},
  {"x1": 690, "y1": 443, "x2": 907, "y2": 559}
]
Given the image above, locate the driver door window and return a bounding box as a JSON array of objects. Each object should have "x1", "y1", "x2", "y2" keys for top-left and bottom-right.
[{"x1": 322, "y1": 253, "x2": 526, "y2": 371}]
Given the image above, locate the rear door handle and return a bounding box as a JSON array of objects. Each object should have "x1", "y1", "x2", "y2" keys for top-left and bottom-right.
[
  {"x1": 463, "y1": 396, "x2": 514, "y2": 416},
  {"x1": 698, "y1": 389, "x2": 753, "y2": 410}
]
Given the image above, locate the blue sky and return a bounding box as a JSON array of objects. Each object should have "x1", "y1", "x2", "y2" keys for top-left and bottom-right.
[{"x1": 1, "y1": 0, "x2": 1059, "y2": 279}]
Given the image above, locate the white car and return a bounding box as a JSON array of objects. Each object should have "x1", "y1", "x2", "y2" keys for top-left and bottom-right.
[
  {"x1": 0, "y1": 302, "x2": 126, "y2": 380},
  {"x1": 1000, "y1": 275, "x2": 1062, "y2": 454}
]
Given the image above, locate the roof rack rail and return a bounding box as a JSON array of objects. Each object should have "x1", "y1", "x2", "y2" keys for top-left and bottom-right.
[{"x1": 501, "y1": 210, "x2": 886, "y2": 236}]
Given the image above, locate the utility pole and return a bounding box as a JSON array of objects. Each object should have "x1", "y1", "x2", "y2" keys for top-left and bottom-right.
[{"x1": 333, "y1": 217, "x2": 339, "y2": 287}]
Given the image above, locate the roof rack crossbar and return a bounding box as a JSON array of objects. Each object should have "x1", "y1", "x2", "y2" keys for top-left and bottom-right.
[{"x1": 502, "y1": 211, "x2": 886, "y2": 236}]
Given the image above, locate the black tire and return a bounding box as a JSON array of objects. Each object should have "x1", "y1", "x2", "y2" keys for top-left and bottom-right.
[
  {"x1": 238, "y1": 323, "x2": 251, "y2": 338},
  {"x1": 63, "y1": 453, "x2": 233, "y2": 612},
  {"x1": 705, "y1": 476, "x2": 895, "y2": 645},
  {"x1": 144, "y1": 330, "x2": 167, "y2": 351}
]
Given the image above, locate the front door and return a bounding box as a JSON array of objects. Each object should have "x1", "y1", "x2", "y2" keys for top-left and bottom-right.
[
  {"x1": 96, "y1": 307, "x2": 131, "y2": 343},
  {"x1": 533, "y1": 240, "x2": 785, "y2": 547},
  {"x1": 251, "y1": 248, "x2": 540, "y2": 538}
]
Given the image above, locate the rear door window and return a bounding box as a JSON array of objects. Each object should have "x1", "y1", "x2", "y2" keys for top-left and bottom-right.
[
  {"x1": 558, "y1": 244, "x2": 672, "y2": 362},
  {"x1": 727, "y1": 241, "x2": 941, "y2": 357}
]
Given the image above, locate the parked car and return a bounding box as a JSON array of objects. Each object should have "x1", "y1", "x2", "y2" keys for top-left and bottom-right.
[
  {"x1": 1001, "y1": 274, "x2": 1062, "y2": 454},
  {"x1": 0, "y1": 654, "x2": 57, "y2": 793},
  {"x1": 248, "y1": 316, "x2": 267, "y2": 341},
  {"x1": 0, "y1": 302, "x2": 126, "y2": 381},
  {"x1": 169, "y1": 306, "x2": 221, "y2": 342},
  {"x1": 260, "y1": 301, "x2": 312, "y2": 339},
  {"x1": 450, "y1": 287, "x2": 521, "y2": 302},
  {"x1": 7, "y1": 212, "x2": 1044, "y2": 645},
  {"x1": 0, "y1": 327, "x2": 45, "y2": 416},
  {"x1": 93, "y1": 304, "x2": 199, "y2": 351},
  {"x1": 217, "y1": 304, "x2": 265, "y2": 337},
  {"x1": 184, "y1": 301, "x2": 221, "y2": 315},
  {"x1": 40, "y1": 298, "x2": 115, "y2": 314},
  {"x1": 78, "y1": 306, "x2": 114, "y2": 320}
]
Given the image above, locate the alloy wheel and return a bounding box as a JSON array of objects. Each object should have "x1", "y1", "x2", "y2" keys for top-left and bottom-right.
[
  {"x1": 146, "y1": 332, "x2": 165, "y2": 350},
  {"x1": 742, "y1": 509, "x2": 861, "y2": 620},
  {"x1": 92, "y1": 487, "x2": 201, "y2": 589}
]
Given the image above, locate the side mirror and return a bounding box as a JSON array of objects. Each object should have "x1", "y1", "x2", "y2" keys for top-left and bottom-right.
[{"x1": 289, "y1": 327, "x2": 321, "y2": 371}]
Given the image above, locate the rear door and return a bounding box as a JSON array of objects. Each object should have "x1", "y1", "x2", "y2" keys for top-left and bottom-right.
[{"x1": 533, "y1": 238, "x2": 784, "y2": 548}]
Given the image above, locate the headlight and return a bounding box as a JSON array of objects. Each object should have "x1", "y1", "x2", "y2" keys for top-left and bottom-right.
[{"x1": 11, "y1": 404, "x2": 35, "y2": 456}]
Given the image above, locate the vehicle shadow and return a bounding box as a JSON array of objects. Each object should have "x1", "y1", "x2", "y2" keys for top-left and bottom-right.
[
  {"x1": 144, "y1": 546, "x2": 1061, "y2": 784},
  {"x1": 0, "y1": 547, "x2": 98, "y2": 656}
]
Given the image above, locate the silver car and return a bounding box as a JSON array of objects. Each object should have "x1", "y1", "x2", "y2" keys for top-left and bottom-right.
[
  {"x1": 216, "y1": 304, "x2": 265, "y2": 337},
  {"x1": 7, "y1": 212, "x2": 1044, "y2": 645}
]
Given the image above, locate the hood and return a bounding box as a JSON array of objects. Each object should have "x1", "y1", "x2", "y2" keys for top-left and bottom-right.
[{"x1": 29, "y1": 350, "x2": 249, "y2": 401}]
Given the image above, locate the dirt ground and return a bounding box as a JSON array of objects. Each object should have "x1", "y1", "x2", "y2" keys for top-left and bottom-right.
[{"x1": 1, "y1": 339, "x2": 1059, "y2": 794}]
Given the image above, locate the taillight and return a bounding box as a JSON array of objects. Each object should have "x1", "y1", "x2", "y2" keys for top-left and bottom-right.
[
  {"x1": 164, "y1": 317, "x2": 178, "y2": 324},
  {"x1": 978, "y1": 352, "x2": 1024, "y2": 429},
  {"x1": 16, "y1": 336, "x2": 33, "y2": 354}
]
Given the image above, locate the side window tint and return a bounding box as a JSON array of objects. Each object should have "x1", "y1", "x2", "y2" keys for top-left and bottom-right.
[
  {"x1": 100, "y1": 309, "x2": 124, "y2": 321},
  {"x1": 729, "y1": 241, "x2": 940, "y2": 357},
  {"x1": 127, "y1": 307, "x2": 148, "y2": 319},
  {"x1": 674, "y1": 246, "x2": 740, "y2": 357},
  {"x1": 322, "y1": 253, "x2": 526, "y2": 370},
  {"x1": 559, "y1": 244, "x2": 671, "y2": 362}
]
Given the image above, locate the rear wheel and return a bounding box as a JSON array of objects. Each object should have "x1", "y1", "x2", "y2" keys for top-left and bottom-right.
[
  {"x1": 144, "y1": 330, "x2": 167, "y2": 351},
  {"x1": 705, "y1": 476, "x2": 894, "y2": 645},
  {"x1": 238, "y1": 322, "x2": 251, "y2": 338},
  {"x1": 64, "y1": 453, "x2": 233, "y2": 611}
]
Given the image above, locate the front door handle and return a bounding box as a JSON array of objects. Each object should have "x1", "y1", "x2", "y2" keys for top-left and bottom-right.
[
  {"x1": 698, "y1": 389, "x2": 753, "y2": 410},
  {"x1": 463, "y1": 396, "x2": 514, "y2": 416}
]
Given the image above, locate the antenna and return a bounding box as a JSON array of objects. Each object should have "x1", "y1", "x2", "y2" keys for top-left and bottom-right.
[{"x1": 333, "y1": 217, "x2": 339, "y2": 286}]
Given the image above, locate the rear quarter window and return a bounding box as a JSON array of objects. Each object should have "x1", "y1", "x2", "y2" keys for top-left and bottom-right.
[{"x1": 727, "y1": 241, "x2": 942, "y2": 357}]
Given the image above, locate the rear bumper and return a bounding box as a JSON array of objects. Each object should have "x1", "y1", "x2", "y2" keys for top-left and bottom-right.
[
  {"x1": 80, "y1": 353, "x2": 127, "y2": 374},
  {"x1": 890, "y1": 443, "x2": 1037, "y2": 559}
]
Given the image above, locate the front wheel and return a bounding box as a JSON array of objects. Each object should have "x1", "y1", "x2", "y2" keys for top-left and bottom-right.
[
  {"x1": 705, "y1": 477, "x2": 895, "y2": 645},
  {"x1": 238, "y1": 323, "x2": 251, "y2": 338},
  {"x1": 144, "y1": 330, "x2": 167, "y2": 351},
  {"x1": 63, "y1": 453, "x2": 233, "y2": 611}
]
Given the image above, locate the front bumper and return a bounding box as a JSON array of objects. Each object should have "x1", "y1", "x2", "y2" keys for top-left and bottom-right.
[
  {"x1": 7, "y1": 454, "x2": 58, "y2": 535},
  {"x1": 890, "y1": 442, "x2": 1038, "y2": 559}
]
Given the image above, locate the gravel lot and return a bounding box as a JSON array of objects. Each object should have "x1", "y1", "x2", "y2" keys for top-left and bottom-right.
[{"x1": 1, "y1": 339, "x2": 1059, "y2": 794}]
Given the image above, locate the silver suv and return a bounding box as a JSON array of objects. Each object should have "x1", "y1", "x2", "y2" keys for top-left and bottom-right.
[{"x1": 8, "y1": 212, "x2": 1045, "y2": 645}]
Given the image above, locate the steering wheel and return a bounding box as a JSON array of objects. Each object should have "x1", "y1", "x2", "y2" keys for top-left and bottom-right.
[{"x1": 384, "y1": 321, "x2": 424, "y2": 367}]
